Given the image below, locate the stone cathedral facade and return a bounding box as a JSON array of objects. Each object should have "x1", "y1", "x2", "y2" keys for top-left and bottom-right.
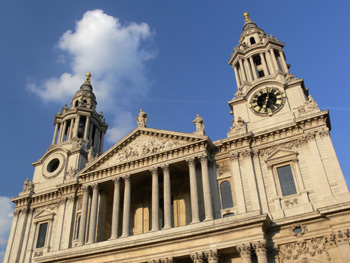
[{"x1": 4, "y1": 13, "x2": 350, "y2": 263}]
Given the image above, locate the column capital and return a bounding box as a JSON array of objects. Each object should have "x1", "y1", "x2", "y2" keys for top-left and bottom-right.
[
  {"x1": 305, "y1": 132, "x2": 316, "y2": 141},
  {"x1": 90, "y1": 183, "x2": 99, "y2": 191},
  {"x1": 81, "y1": 185, "x2": 89, "y2": 193},
  {"x1": 229, "y1": 151, "x2": 239, "y2": 161},
  {"x1": 123, "y1": 174, "x2": 131, "y2": 182},
  {"x1": 237, "y1": 243, "x2": 253, "y2": 257},
  {"x1": 113, "y1": 177, "x2": 121, "y2": 185},
  {"x1": 205, "y1": 249, "x2": 220, "y2": 262},
  {"x1": 190, "y1": 252, "x2": 205, "y2": 263},
  {"x1": 253, "y1": 240, "x2": 268, "y2": 254},
  {"x1": 162, "y1": 164, "x2": 170, "y2": 172},
  {"x1": 241, "y1": 149, "x2": 252, "y2": 159},
  {"x1": 186, "y1": 156, "x2": 196, "y2": 165},
  {"x1": 199, "y1": 154, "x2": 208, "y2": 163},
  {"x1": 150, "y1": 167, "x2": 158, "y2": 175}
]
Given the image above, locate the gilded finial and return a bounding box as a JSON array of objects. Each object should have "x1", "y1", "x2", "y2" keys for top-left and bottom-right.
[
  {"x1": 86, "y1": 72, "x2": 91, "y2": 83},
  {"x1": 243, "y1": 12, "x2": 250, "y2": 21}
]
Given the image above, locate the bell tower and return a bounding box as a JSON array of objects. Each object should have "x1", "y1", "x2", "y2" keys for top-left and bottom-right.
[
  {"x1": 32, "y1": 73, "x2": 108, "y2": 192},
  {"x1": 228, "y1": 13, "x2": 311, "y2": 134}
]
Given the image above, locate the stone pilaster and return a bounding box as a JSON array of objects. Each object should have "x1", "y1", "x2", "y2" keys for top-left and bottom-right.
[
  {"x1": 78, "y1": 186, "x2": 89, "y2": 246},
  {"x1": 229, "y1": 152, "x2": 246, "y2": 214},
  {"x1": 151, "y1": 167, "x2": 159, "y2": 231},
  {"x1": 87, "y1": 183, "x2": 99, "y2": 244}
]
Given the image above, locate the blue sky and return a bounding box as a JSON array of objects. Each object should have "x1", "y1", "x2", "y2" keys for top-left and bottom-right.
[{"x1": 1, "y1": 0, "x2": 350, "y2": 260}]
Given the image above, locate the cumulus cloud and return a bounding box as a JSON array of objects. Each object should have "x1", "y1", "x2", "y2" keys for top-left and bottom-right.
[
  {"x1": 0, "y1": 196, "x2": 14, "y2": 262},
  {"x1": 28, "y1": 9, "x2": 156, "y2": 142}
]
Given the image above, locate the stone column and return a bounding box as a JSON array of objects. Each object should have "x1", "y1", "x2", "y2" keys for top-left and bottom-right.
[
  {"x1": 60, "y1": 195, "x2": 75, "y2": 249},
  {"x1": 229, "y1": 152, "x2": 246, "y2": 214},
  {"x1": 244, "y1": 58, "x2": 253, "y2": 82},
  {"x1": 259, "y1": 53, "x2": 269, "y2": 76},
  {"x1": 233, "y1": 66, "x2": 241, "y2": 87},
  {"x1": 74, "y1": 115, "x2": 80, "y2": 138},
  {"x1": 84, "y1": 116, "x2": 90, "y2": 139},
  {"x1": 121, "y1": 175, "x2": 131, "y2": 237},
  {"x1": 78, "y1": 186, "x2": 89, "y2": 246},
  {"x1": 269, "y1": 49, "x2": 279, "y2": 71},
  {"x1": 151, "y1": 167, "x2": 160, "y2": 231},
  {"x1": 190, "y1": 252, "x2": 205, "y2": 263},
  {"x1": 253, "y1": 241, "x2": 268, "y2": 263},
  {"x1": 87, "y1": 183, "x2": 99, "y2": 244},
  {"x1": 200, "y1": 155, "x2": 213, "y2": 221},
  {"x1": 110, "y1": 177, "x2": 121, "y2": 239},
  {"x1": 57, "y1": 123, "x2": 63, "y2": 143},
  {"x1": 238, "y1": 59, "x2": 247, "y2": 82},
  {"x1": 99, "y1": 131, "x2": 105, "y2": 153},
  {"x1": 264, "y1": 51, "x2": 275, "y2": 74},
  {"x1": 52, "y1": 123, "x2": 59, "y2": 145},
  {"x1": 278, "y1": 50, "x2": 289, "y2": 73},
  {"x1": 94, "y1": 128, "x2": 100, "y2": 149},
  {"x1": 205, "y1": 249, "x2": 220, "y2": 263},
  {"x1": 162, "y1": 164, "x2": 172, "y2": 229},
  {"x1": 88, "y1": 123, "x2": 94, "y2": 142},
  {"x1": 237, "y1": 243, "x2": 253, "y2": 263},
  {"x1": 60, "y1": 121, "x2": 67, "y2": 142},
  {"x1": 3, "y1": 210, "x2": 20, "y2": 263},
  {"x1": 187, "y1": 157, "x2": 200, "y2": 223},
  {"x1": 249, "y1": 57, "x2": 258, "y2": 80}
]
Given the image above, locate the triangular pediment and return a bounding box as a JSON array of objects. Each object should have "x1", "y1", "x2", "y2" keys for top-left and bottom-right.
[
  {"x1": 264, "y1": 148, "x2": 298, "y2": 166},
  {"x1": 82, "y1": 127, "x2": 209, "y2": 173},
  {"x1": 34, "y1": 209, "x2": 55, "y2": 222}
]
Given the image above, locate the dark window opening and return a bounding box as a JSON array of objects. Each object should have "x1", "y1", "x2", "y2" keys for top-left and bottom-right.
[
  {"x1": 220, "y1": 181, "x2": 234, "y2": 209},
  {"x1": 47, "y1": 158, "x2": 60, "y2": 173},
  {"x1": 250, "y1": 37, "x2": 256, "y2": 45},
  {"x1": 78, "y1": 116, "x2": 86, "y2": 139},
  {"x1": 253, "y1": 55, "x2": 265, "y2": 78},
  {"x1": 277, "y1": 165, "x2": 297, "y2": 196},
  {"x1": 75, "y1": 100, "x2": 79, "y2": 107},
  {"x1": 36, "y1": 223, "x2": 48, "y2": 248}
]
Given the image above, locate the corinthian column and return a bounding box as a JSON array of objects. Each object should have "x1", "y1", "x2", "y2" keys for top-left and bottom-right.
[
  {"x1": 87, "y1": 183, "x2": 99, "y2": 244},
  {"x1": 162, "y1": 164, "x2": 172, "y2": 229},
  {"x1": 253, "y1": 241, "x2": 268, "y2": 263},
  {"x1": 151, "y1": 167, "x2": 159, "y2": 231},
  {"x1": 190, "y1": 252, "x2": 205, "y2": 263},
  {"x1": 121, "y1": 175, "x2": 131, "y2": 237},
  {"x1": 200, "y1": 155, "x2": 213, "y2": 221},
  {"x1": 78, "y1": 186, "x2": 89, "y2": 246},
  {"x1": 205, "y1": 249, "x2": 220, "y2": 263},
  {"x1": 187, "y1": 157, "x2": 200, "y2": 223},
  {"x1": 237, "y1": 243, "x2": 253, "y2": 263},
  {"x1": 110, "y1": 177, "x2": 121, "y2": 239}
]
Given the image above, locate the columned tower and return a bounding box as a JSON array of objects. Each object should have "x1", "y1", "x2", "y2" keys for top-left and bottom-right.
[{"x1": 32, "y1": 73, "x2": 108, "y2": 192}]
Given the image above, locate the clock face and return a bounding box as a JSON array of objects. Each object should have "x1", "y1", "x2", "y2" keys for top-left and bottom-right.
[{"x1": 250, "y1": 87, "x2": 284, "y2": 116}]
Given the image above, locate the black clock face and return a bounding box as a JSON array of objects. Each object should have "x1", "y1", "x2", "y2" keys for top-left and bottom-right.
[{"x1": 250, "y1": 87, "x2": 284, "y2": 116}]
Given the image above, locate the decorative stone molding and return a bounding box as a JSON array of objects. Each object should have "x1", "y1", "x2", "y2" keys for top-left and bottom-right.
[
  {"x1": 318, "y1": 128, "x2": 330, "y2": 138},
  {"x1": 190, "y1": 252, "x2": 205, "y2": 263},
  {"x1": 67, "y1": 195, "x2": 75, "y2": 203},
  {"x1": 81, "y1": 185, "x2": 89, "y2": 193},
  {"x1": 150, "y1": 167, "x2": 158, "y2": 175},
  {"x1": 297, "y1": 95, "x2": 320, "y2": 115},
  {"x1": 237, "y1": 243, "x2": 253, "y2": 257},
  {"x1": 205, "y1": 249, "x2": 220, "y2": 263},
  {"x1": 59, "y1": 197, "x2": 67, "y2": 205},
  {"x1": 162, "y1": 164, "x2": 170, "y2": 172},
  {"x1": 277, "y1": 237, "x2": 332, "y2": 263},
  {"x1": 199, "y1": 154, "x2": 208, "y2": 163},
  {"x1": 240, "y1": 149, "x2": 252, "y2": 159},
  {"x1": 284, "y1": 198, "x2": 299, "y2": 208},
  {"x1": 112, "y1": 177, "x2": 120, "y2": 185},
  {"x1": 90, "y1": 183, "x2": 99, "y2": 191},
  {"x1": 66, "y1": 166, "x2": 77, "y2": 179},
  {"x1": 333, "y1": 229, "x2": 349, "y2": 245},
  {"x1": 34, "y1": 251, "x2": 43, "y2": 257},
  {"x1": 123, "y1": 174, "x2": 131, "y2": 182},
  {"x1": 217, "y1": 162, "x2": 229, "y2": 175},
  {"x1": 42, "y1": 153, "x2": 66, "y2": 180},
  {"x1": 305, "y1": 132, "x2": 316, "y2": 142}
]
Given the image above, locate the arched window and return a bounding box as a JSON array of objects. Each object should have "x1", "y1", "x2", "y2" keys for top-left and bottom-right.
[
  {"x1": 220, "y1": 181, "x2": 234, "y2": 209},
  {"x1": 75, "y1": 100, "x2": 79, "y2": 107},
  {"x1": 250, "y1": 37, "x2": 256, "y2": 45}
]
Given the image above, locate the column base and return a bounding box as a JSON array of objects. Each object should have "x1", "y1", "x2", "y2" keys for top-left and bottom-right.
[
  {"x1": 190, "y1": 219, "x2": 200, "y2": 224},
  {"x1": 162, "y1": 225, "x2": 171, "y2": 230},
  {"x1": 204, "y1": 217, "x2": 214, "y2": 221},
  {"x1": 120, "y1": 234, "x2": 129, "y2": 238},
  {"x1": 108, "y1": 236, "x2": 117, "y2": 240}
]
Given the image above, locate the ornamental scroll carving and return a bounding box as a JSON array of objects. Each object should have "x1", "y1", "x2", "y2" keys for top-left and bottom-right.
[
  {"x1": 102, "y1": 137, "x2": 185, "y2": 167},
  {"x1": 217, "y1": 162, "x2": 229, "y2": 176}
]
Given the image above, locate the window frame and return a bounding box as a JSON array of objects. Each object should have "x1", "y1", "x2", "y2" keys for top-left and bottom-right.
[
  {"x1": 272, "y1": 162, "x2": 299, "y2": 197},
  {"x1": 219, "y1": 180, "x2": 234, "y2": 209}
]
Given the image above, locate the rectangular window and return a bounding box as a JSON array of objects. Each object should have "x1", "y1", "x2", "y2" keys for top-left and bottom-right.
[
  {"x1": 36, "y1": 222, "x2": 48, "y2": 248},
  {"x1": 277, "y1": 165, "x2": 297, "y2": 196}
]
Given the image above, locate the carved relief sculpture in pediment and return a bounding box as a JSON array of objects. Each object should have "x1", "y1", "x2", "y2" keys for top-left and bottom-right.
[{"x1": 101, "y1": 136, "x2": 186, "y2": 168}]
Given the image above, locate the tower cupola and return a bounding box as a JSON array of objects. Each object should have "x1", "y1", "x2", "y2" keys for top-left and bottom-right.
[
  {"x1": 228, "y1": 13, "x2": 291, "y2": 95},
  {"x1": 71, "y1": 73, "x2": 97, "y2": 110}
]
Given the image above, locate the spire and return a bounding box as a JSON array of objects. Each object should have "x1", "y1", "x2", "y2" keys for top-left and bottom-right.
[{"x1": 242, "y1": 12, "x2": 259, "y2": 32}]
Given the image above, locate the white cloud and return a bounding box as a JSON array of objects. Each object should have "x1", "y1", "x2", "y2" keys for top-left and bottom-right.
[
  {"x1": 28, "y1": 9, "x2": 156, "y2": 142},
  {"x1": 0, "y1": 196, "x2": 14, "y2": 262}
]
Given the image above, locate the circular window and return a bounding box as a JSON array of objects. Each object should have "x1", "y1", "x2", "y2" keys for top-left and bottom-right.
[{"x1": 47, "y1": 158, "x2": 60, "y2": 173}]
